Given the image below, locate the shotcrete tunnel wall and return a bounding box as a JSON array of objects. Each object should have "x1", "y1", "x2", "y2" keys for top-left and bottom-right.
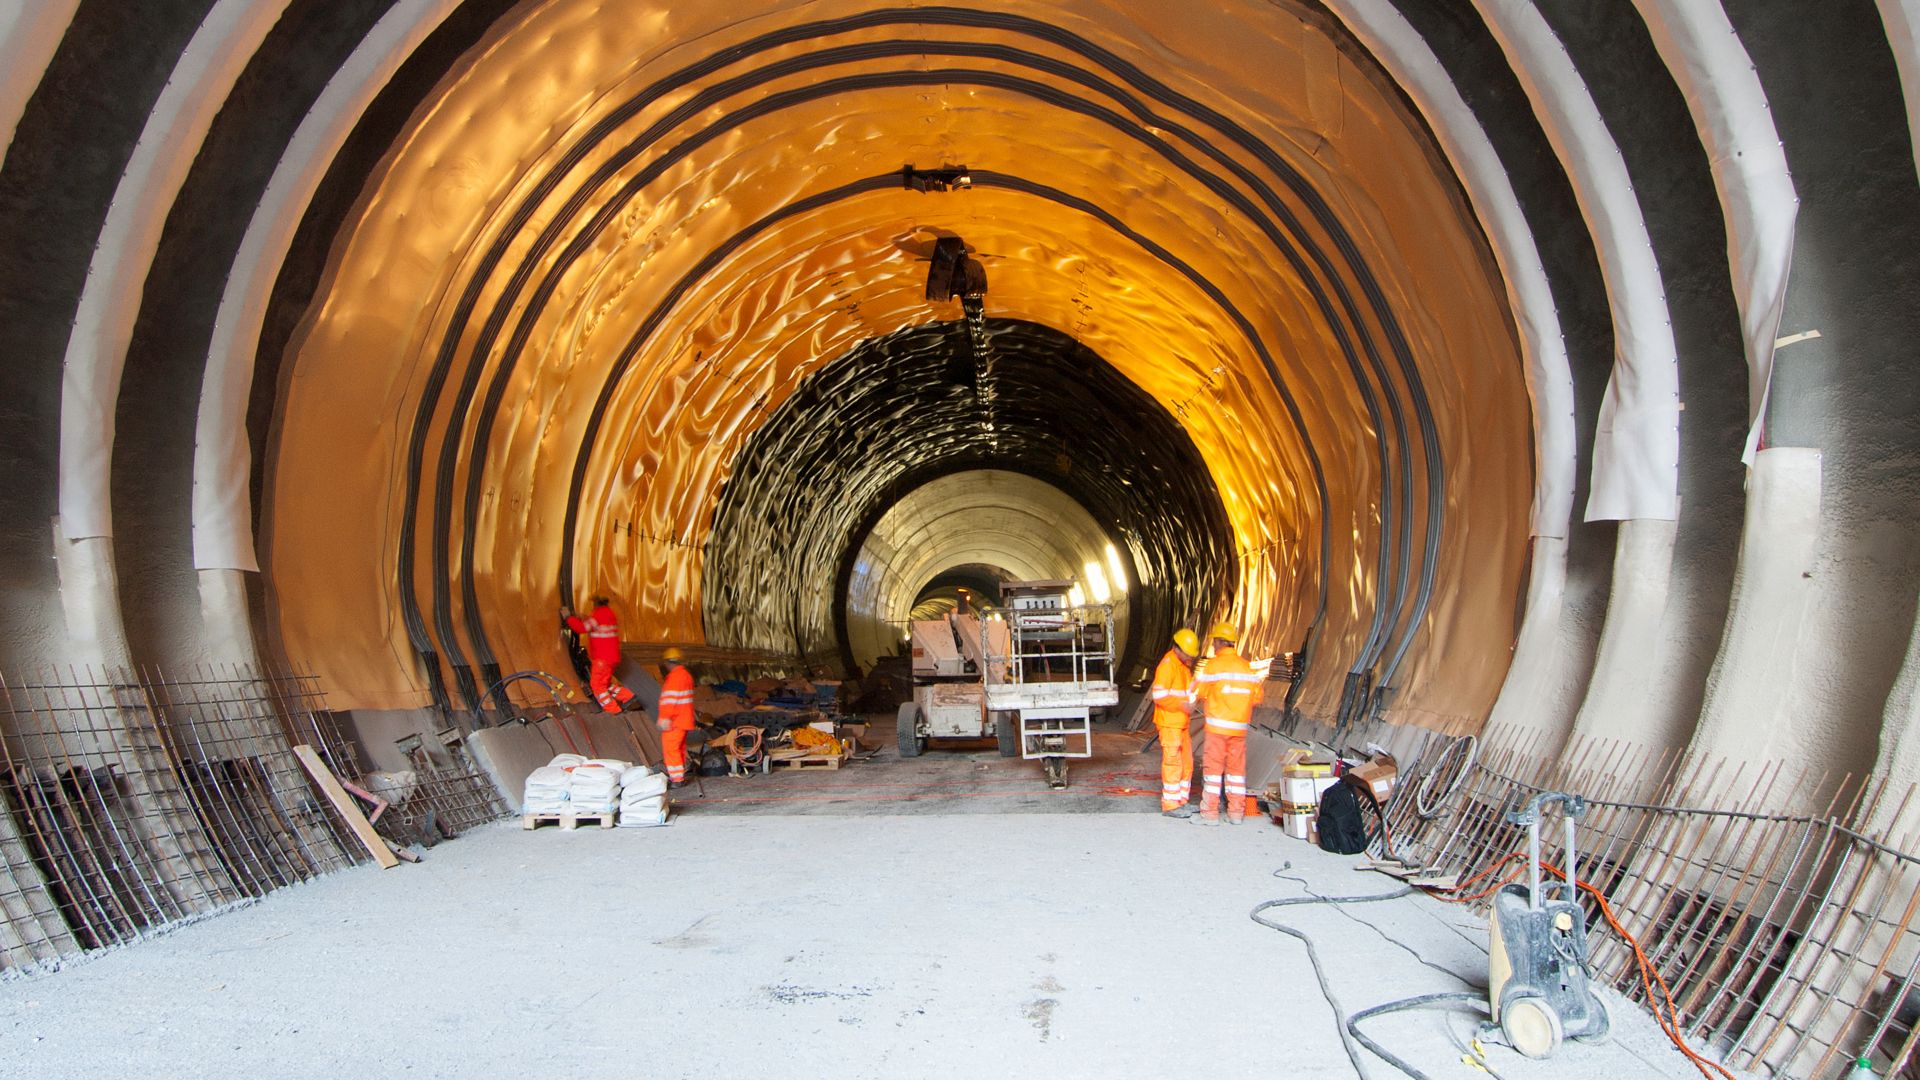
[{"x1": 0, "y1": 0, "x2": 1916, "y2": 826}]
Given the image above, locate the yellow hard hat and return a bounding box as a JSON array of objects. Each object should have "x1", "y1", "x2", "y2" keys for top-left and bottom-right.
[
  {"x1": 662, "y1": 646, "x2": 684, "y2": 662},
  {"x1": 1209, "y1": 621, "x2": 1239, "y2": 644},
  {"x1": 1172, "y1": 629, "x2": 1199, "y2": 655}
]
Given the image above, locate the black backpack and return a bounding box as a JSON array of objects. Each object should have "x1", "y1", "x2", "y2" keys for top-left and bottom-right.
[{"x1": 1317, "y1": 780, "x2": 1372, "y2": 855}]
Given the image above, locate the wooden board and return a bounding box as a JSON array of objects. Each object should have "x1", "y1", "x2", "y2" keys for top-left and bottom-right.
[
  {"x1": 293, "y1": 744, "x2": 401, "y2": 869},
  {"x1": 770, "y1": 753, "x2": 843, "y2": 770}
]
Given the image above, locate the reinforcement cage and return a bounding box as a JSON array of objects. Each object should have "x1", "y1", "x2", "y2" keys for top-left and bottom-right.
[{"x1": 0, "y1": 663, "x2": 505, "y2": 972}]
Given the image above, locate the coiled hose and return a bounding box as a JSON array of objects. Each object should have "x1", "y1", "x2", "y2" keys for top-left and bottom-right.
[{"x1": 716, "y1": 725, "x2": 765, "y2": 768}]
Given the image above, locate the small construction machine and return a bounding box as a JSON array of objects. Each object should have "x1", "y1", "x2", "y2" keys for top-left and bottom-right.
[
  {"x1": 897, "y1": 580, "x2": 1118, "y2": 788},
  {"x1": 1488, "y1": 791, "x2": 1612, "y2": 1058}
]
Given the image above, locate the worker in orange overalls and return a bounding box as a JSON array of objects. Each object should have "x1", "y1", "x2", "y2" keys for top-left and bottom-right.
[
  {"x1": 657, "y1": 647, "x2": 697, "y2": 785},
  {"x1": 560, "y1": 595, "x2": 638, "y2": 713},
  {"x1": 1192, "y1": 621, "x2": 1263, "y2": 825},
  {"x1": 1151, "y1": 628, "x2": 1201, "y2": 818}
]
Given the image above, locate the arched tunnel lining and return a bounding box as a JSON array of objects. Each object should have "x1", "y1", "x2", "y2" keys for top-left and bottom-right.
[
  {"x1": 702, "y1": 318, "x2": 1232, "y2": 683},
  {"x1": 391, "y1": 14, "x2": 1455, "y2": 708},
  {"x1": 255, "y1": 0, "x2": 1534, "y2": 732}
]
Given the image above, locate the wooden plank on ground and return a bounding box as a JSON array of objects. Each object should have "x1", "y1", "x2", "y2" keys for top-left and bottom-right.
[{"x1": 293, "y1": 744, "x2": 401, "y2": 869}]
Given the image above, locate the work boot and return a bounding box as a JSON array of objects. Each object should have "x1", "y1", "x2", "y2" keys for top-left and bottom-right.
[
  {"x1": 1226, "y1": 814, "x2": 1245, "y2": 825},
  {"x1": 1192, "y1": 814, "x2": 1221, "y2": 827},
  {"x1": 1162, "y1": 804, "x2": 1197, "y2": 819}
]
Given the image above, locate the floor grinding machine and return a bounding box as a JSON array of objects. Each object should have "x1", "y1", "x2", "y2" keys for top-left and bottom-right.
[{"x1": 1488, "y1": 791, "x2": 1612, "y2": 1058}]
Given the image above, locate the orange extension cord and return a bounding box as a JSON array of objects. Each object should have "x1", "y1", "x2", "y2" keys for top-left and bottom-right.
[{"x1": 1435, "y1": 851, "x2": 1738, "y2": 1080}]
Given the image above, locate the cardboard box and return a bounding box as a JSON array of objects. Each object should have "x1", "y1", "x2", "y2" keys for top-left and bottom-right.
[
  {"x1": 1344, "y1": 754, "x2": 1398, "y2": 803},
  {"x1": 1281, "y1": 773, "x2": 1341, "y2": 806},
  {"x1": 1282, "y1": 811, "x2": 1313, "y2": 840}
]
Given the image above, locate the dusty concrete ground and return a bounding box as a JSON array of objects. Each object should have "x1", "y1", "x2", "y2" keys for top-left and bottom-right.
[{"x1": 0, "y1": 723, "x2": 1744, "y2": 1079}]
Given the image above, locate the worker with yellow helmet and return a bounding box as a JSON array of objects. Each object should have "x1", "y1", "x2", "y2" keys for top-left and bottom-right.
[
  {"x1": 657, "y1": 646, "x2": 697, "y2": 785},
  {"x1": 1192, "y1": 621, "x2": 1263, "y2": 824},
  {"x1": 1149, "y1": 627, "x2": 1203, "y2": 817}
]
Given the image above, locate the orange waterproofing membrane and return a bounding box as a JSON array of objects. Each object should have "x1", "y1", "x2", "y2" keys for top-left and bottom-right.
[{"x1": 263, "y1": 0, "x2": 1530, "y2": 732}]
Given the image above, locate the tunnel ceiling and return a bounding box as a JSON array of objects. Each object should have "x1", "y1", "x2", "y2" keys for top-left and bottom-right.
[
  {"x1": 251, "y1": 0, "x2": 1533, "y2": 728},
  {"x1": 701, "y1": 318, "x2": 1233, "y2": 680}
]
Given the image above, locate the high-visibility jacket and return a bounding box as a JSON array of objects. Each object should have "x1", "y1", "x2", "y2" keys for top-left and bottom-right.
[
  {"x1": 1195, "y1": 646, "x2": 1263, "y2": 737},
  {"x1": 659, "y1": 664, "x2": 696, "y2": 731},
  {"x1": 565, "y1": 604, "x2": 622, "y2": 664},
  {"x1": 1149, "y1": 649, "x2": 1195, "y2": 722}
]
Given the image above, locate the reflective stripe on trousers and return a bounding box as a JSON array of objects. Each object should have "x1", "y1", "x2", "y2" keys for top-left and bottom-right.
[
  {"x1": 1199, "y1": 734, "x2": 1249, "y2": 821},
  {"x1": 662, "y1": 729, "x2": 688, "y2": 781},
  {"x1": 1156, "y1": 721, "x2": 1192, "y2": 811}
]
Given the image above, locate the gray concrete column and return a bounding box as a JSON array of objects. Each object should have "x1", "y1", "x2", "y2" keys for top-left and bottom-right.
[
  {"x1": 1685, "y1": 447, "x2": 1823, "y2": 799},
  {"x1": 1566, "y1": 519, "x2": 1677, "y2": 753}
]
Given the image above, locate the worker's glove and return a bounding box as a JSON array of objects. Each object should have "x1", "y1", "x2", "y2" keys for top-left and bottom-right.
[
  {"x1": 657, "y1": 718, "x2": 670, "y2": 732},
  {"x1": 559, "y1": 604, "x2": 573, "y2": 617}
]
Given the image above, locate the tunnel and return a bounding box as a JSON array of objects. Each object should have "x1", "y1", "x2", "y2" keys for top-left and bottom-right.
[
  {"x1": 5, "y1": 0, "x2": 1920, "y2": 802},
  {"x1": 5, "y1": 1, "x2": 1920, "y2": 1072}
]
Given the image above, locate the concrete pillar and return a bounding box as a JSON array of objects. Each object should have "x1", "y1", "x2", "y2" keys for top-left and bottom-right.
[
  {"x1": 47, "y1": 521, "x2": 241, "y2": 909},
  {"x1": 1684, "y1": 448, "x2": 1823, "y2": 800},
  {"x1": 1566, "y1": 519, "x2": 1677, "y2": 753},
  {"x1": 197, "y1": 567, "x2": 263, "y2": 671},
  {"x1": 1485, "y1": 536, "x2": 1577, "y2": 741}
]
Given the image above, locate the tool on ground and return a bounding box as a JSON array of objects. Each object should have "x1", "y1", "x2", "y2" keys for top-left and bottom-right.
[{"x1": 1487, "y1": 791, "x2": 1610, "y2": 1058}]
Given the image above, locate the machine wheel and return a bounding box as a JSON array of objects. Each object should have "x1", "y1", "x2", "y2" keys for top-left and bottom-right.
[
  {"x1": 1044, "y1": 757, "x2": 1068, "y2": 789},
  {"x1": 896, "y1": 703, "x2": 925, "y2": 758},
  {"x1": 995, "y1": 713, "x2": 1019, "y2": 757},
  {"x1": 1502, "y1": 994, "x2": 1564, "y2": 1060},
  {"x1": 1572, "y1": 992, "x2": 1612, "y2": 1045}
]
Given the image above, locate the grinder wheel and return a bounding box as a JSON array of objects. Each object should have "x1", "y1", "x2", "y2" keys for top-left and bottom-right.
[{"x1": 1502, "y1": 994, "x2": 1564, "y2": 1059}]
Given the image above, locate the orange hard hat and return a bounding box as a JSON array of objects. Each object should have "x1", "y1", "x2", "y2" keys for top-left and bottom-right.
[
  {"x1": 662, "y1": 646, "x2": 685, "y2": 662},
  {"x1": 1173, "y1": 629, "x2": 1200, "y2": 655},
  {"x1": 1209, "y1": 621, "x2": 1239, "y2": 644}
]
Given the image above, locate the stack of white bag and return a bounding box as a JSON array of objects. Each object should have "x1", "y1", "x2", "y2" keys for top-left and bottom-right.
[
  {"x1": 520, "y1": 752, "x2": 579, "y2": 815},
  {"x1": 619, "y1": 764, "x2": 670, "y2": 827},
  {"x1": 567, "y1": 758, "x2": 629, "y2": 813}
]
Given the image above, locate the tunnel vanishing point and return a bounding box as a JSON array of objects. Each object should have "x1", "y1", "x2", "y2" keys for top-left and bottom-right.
[{"x1": 3, "y1": 0, "x2": 1920, "y2": 825}]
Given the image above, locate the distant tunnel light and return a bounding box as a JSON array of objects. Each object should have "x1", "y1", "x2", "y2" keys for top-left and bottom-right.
[
  {"x1": 1068, "y1": 583, "x2": 1086, "y2": 607},
  {"x1": 1104, "y1": 543, "x2": 1128, "y2": 593},
  {"x1": 1084, "y1": 562, "x2": 1112, "y2": 604}
]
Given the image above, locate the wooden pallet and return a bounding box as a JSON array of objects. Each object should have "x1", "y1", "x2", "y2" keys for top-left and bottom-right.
[
  {"x1": 522, "y1": 810, "x2": 617, "y2": 831},
  {"x1": 770, "y1": 751, "x2": 844, "y2": 770}
]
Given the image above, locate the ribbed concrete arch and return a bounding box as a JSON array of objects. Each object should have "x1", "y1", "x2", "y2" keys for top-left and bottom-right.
[
  {"x1": 193, "y1": 0, "x2": 465, "y2": 578},
  {"x1": 0, "y1": 1, "x2": 80, "y2": 168}
]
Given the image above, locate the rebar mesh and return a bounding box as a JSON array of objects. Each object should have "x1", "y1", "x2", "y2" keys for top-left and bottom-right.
[
  {"x1": 1377, "y1": 727, "x2": 1920, "y2": 1079},
  {"x1": 0, "y1": 664, "x2": 408, "y2": 970}
]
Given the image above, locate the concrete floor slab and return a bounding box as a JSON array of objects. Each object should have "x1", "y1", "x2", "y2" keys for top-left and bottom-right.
[{"x1": 0, "y1": 777, "x2": 1746, "y2": 1080}]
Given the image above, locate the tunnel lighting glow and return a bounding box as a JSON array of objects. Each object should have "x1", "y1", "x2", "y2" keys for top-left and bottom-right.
[
  {"x1": 1104, "y1": 543, "x2": 1128, "y2": 593},
  {"x1": 1068, "y1": 583, "x2": 1086, "y2": 607},
  {"x1": 1084, "y1": 562, "x2": 1112, "y2": 604}
]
